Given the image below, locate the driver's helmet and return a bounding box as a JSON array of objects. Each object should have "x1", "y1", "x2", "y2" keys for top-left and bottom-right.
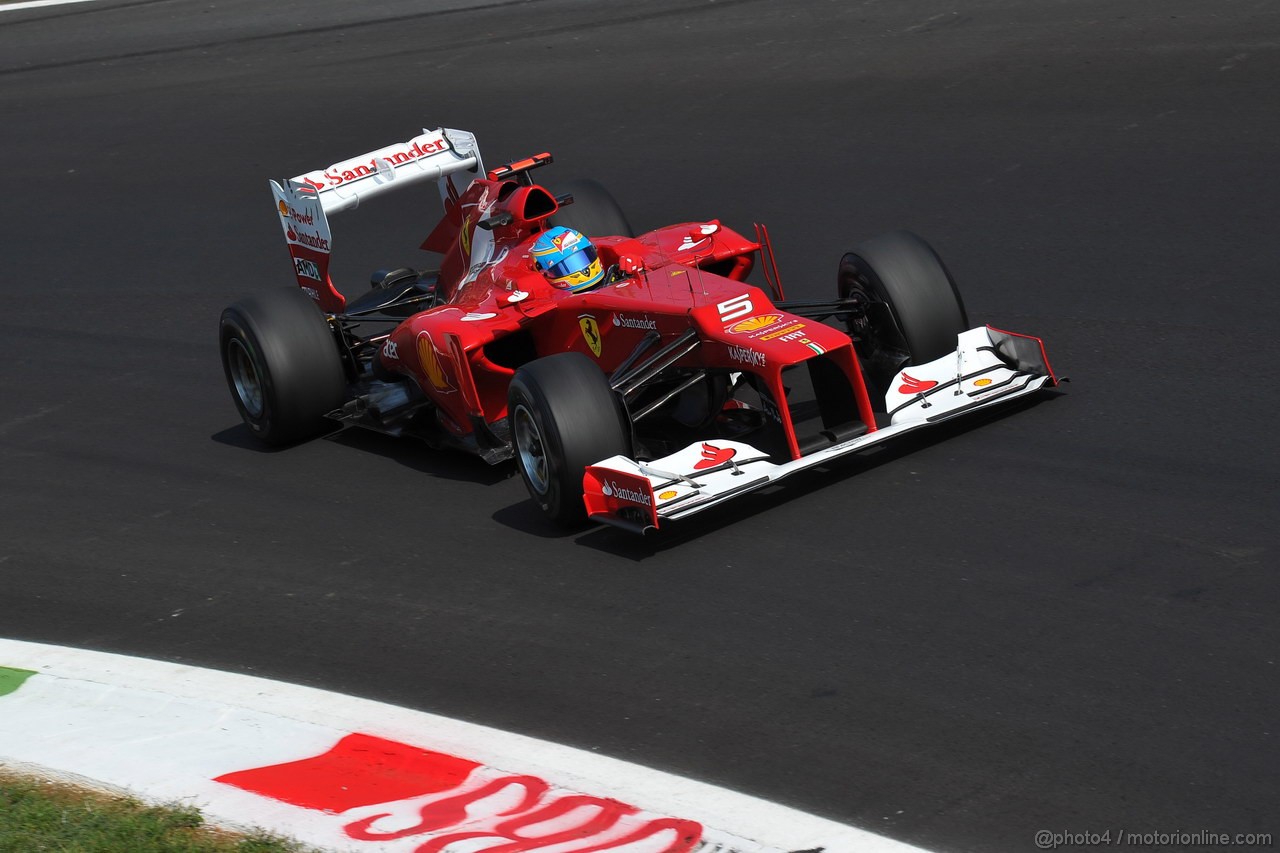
[{"x1": 531, "y1": 226, "x2": 605, "y2": 292}]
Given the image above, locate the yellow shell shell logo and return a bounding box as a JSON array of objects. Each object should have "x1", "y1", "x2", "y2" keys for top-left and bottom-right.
[
  {"x1": 459, "y1": 215, "x2": 473, "y2": 257},
  {"x1": 659, "y1": 490, "x2": 678, "y2": 500},
  {"x1": 416, "y1": 332, "x2": 454, "y2": 393},
  {"x1": 974, "y1": 378, "x2": 993, "y2": 387},
  {"x1": 278, "y1": 200, "x2": 289, "y2": 217},
  {"x1": 729, "y1": 314, "x2": 783, "y2": 334}
]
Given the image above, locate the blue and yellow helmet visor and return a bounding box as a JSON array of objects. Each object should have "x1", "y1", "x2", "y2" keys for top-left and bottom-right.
[
  {"x1": 533, "y1": 227, "x2": 606, "y2": 292},
  {"x1": 544, "y1": 246, "x2": 603, "y2": 291}
]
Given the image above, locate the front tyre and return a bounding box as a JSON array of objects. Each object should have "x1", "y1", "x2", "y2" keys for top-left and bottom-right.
[
  {"x1": 508, "y1": 352, "x2": 631, "y2": 525},
  {"x1": 219, "y1": 288, "x2": 347, "y2": 445},
  {"x1": 838, "y1": 230, "x2": 969, "y2": 392}
]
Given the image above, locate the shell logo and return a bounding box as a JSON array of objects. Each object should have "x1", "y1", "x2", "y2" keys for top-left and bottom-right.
[
  {"x1": 278, "y1": 200, "x2": 289, "y2": 217},
  {"x1": 416, "y1": 332, "x2": 455, "y2": 394},
  {"x1": 459, "y1": 215, "x2": 473, "y2": 258},
  {"x1": 974, "y1": 378, "x2": 993, "y2": 387},
  {"x1": 728, "y1": 314, "x2": 783, "y2": 334},
  {"x1": 659, "y1": 490, "x2": 678, "y2": 500}
]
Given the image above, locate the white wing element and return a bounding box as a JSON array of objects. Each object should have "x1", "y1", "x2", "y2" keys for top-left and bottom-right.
[
  {"x1": 267, "y1": 127, "x2": 484, "y2": 311},
  {"x1": 288, "y1": 127, "x2": 483, "y2": 214},
  {"x1": 883, "y1": 326, "x2": 1056, "y2": 423},
  {"x1": 585, "y1": 326, "x2": 1057, "y2": 532}
]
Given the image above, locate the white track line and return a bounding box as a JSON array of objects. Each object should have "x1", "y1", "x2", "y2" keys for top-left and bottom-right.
[{"x1": 0, "y1": 639, "x2": 928, "y2": 852}]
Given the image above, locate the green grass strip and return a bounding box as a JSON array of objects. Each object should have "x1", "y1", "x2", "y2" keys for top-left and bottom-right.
[
  {"x1": 0, "y1": 774, "x2": 316, "y2": 852},
  {"x1": 0, "y1": 666, "x2": 35, "y2": 698}
]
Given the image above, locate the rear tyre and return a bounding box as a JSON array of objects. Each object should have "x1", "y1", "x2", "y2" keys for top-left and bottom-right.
[
  {"x1": 838, "y1": 230, "x2": 969, "y2": 392},
  {"x1": 548, "y1": 178, "x2": 634, "y2": 238},
  {"x1": 508, "y1": 352, "x2": 632, "y2": 525},
  {"x1": 219, "y1": 288, "x2": 347, "y2": 445}
]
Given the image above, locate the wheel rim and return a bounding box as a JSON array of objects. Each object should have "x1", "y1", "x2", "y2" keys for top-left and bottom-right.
[
  {"x1": 845, "y1": 268, "x2": 909, "y2": 360},
  {"x1": 512, "y1": 402, "x2": 550, "y2": 495},
  {"x1": 227, "y1": 338, "x2": 265, "y2": 419}
]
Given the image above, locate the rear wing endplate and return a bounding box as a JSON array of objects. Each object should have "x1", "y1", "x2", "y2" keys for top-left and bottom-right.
[{"x1": 269, "y1": 127, "x2": 484, "y2": 312}]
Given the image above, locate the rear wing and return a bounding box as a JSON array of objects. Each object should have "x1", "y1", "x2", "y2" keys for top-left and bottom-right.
[{"x1": 269, "y1": 127, "x2": 484, "y2": 312}]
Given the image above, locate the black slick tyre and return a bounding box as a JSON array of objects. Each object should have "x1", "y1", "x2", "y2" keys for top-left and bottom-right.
[
  {"x1": 548, "y1": 178, "x2": 634, "y2": 238},
  {"x1": 508, "y1": 352, "x2": 632, "y2": 525},
  {"x1": 219, "y1": 288, "x2": 347, "y2": 445},
  {"x1": 838, "y1": 230, "x2": 969, "y2": 390}
]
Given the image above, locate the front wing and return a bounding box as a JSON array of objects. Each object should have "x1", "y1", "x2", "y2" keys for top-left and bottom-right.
[{"x1": 583, "y1": 326, "x2": 1057, "y2": 533}]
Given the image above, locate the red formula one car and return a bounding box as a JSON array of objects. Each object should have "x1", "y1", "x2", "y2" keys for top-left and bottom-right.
[{"x1": 219, "y1": 126, "x2": 1058, "y2": 533}]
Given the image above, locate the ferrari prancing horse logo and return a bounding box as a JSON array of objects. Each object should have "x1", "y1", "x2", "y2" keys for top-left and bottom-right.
[{"x1": 579, "y1": 314, "x2": 602, "y2": 358}]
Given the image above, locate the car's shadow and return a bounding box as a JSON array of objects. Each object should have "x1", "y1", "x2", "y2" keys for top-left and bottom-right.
[
  {"x1": 210, "y1": 424, "x2": 288, "y2": 453},
  {"x1": 328, "y1": 431, "x2": 598, "y2": 539},
  {"x1": 211, "y1": 422, "x2": 515, "y2": 486},
  {"x1": 491, "y1": 501, "x2": 589, "y2": 540},
  {"x1": 214, "y1": 388, "x2": 1065, "y2": 552},
  {"x1": 325, "y1": 428, "x2": 516, "y2": 485}
]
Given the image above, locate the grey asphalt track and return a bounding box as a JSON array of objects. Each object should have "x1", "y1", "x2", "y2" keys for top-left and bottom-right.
[{"x1": 2, "y1": 1, "x2": 1278, "y2": 850}]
